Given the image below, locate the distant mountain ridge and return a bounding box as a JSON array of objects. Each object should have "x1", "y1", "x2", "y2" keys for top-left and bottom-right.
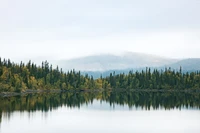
[
  {"x1": 81, "y1": 58, "x2": 200, "y2": 79},
  {"x1": 164, "y1": 58, "x2": 200, "y2": 71},
  {"x1": 56, "y1": 52, "x2": 200, "y2": 79},
  {"x1": 58, "y1": 52, "x2": 178, "y2": 72}
]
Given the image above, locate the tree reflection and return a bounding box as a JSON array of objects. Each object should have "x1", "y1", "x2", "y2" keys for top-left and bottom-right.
[{"x1": 0, "y1": 91, "x2": 200, "y2": 124}]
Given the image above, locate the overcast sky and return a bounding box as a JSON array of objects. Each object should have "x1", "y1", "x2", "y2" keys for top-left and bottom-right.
[{"x1": 0, "y1": 0, "x2": 200, "y2": 62}]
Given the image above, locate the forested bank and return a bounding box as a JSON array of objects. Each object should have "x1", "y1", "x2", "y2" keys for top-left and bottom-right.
[
  {"x1": 0, "y1": 58, "x2": 103, "y2": 92},
  {"x1": 0, "y1": 58, "x2": 200, "y2": 93}
]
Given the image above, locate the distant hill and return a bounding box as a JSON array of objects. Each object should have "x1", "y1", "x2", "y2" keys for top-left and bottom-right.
[
  {"x1": 58, "y1": 52, "x2": 178, "y2": 72},
  {"x1": 81, "y1": 68, "x2": 143, "y2": 79},
  {"x1": 164, "y1": 58, "x2": 200, "y2": 71},
  {"x1": 81, "y1": 58, "x2": 200, "y2": 79},
  {"x1": 56, "y1": 52, "x2": 200, "y2": 79}
]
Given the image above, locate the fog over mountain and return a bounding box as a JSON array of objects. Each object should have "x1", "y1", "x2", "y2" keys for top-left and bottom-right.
[
  {"x1": 76, "y1": 56, "x2": 200, "y2": 79},
  {"x1": 58, "y1": 52, "x2": 178, "y2": 72},
  {"x1": 164, "y1": 58, "x2": 200, "y2": 71}
]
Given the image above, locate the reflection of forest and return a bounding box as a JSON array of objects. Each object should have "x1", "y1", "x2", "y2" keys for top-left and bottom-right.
[
  {"x1": 1, "y1": 92, "x2": 200, "y2": 113},
  {"x1": 0, "y1": 109, "x2": 2, "y2": 123},
  {"x1": 0, "y1": 91, "x2": 200, "y2": 124}
]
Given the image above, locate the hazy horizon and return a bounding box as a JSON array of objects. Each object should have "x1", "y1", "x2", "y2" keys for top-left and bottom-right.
[
  {"x1": 0, "y1": 0, "x2": 200, "y2": 62},
  {"x1": 0, "y1": 50, "x2": 194, "y2": 63}
]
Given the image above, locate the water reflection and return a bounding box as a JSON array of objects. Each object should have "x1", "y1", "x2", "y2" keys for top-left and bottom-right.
[
  {"x1": 0, "y1": 91, "x2": 200, "y2": 113},
  {"x1": 1, "y1": 91, "x2": 200, "y2": 133}
]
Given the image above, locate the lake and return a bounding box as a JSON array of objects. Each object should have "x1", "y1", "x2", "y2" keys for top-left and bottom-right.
[{"x1": 0, "y1": 91, "x2": 200, "y2": 133}]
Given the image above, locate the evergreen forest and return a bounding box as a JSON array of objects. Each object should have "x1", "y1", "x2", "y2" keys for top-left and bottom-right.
[{"x1": 0, "y1": 58, "x2": 200, "y2": 93}]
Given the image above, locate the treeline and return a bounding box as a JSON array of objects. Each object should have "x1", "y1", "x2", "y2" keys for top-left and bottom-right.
[
  {"x1": 0, "y1": 58, "x2": 107, "y2": 92},
  {"x1": 0, "y1": 58, "x2": 200, "y2": 92},
  {"x1": 107, "y1": 67, "x2": 200, "y2": 90}
]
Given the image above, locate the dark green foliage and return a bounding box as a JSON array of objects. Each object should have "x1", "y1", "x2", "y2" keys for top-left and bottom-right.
[
  {"x1": 0, "y1": 58, "x2": 99, "y2": 92},
  {"x1": 0, "y1": 58, "x2": 200, "y2": 92},
  {"x1": 105, "y1": 67, "x2": 200, "y2": 90}
]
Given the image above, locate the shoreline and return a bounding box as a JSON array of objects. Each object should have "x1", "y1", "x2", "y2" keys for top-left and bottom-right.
[{"x1": 1, "y1": 89, "x2": 200, "y2": 97}]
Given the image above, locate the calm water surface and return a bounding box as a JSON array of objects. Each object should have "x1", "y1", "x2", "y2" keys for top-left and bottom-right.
[{"x1": 0, "y1": 91, "x2": 200, "y2": 133}]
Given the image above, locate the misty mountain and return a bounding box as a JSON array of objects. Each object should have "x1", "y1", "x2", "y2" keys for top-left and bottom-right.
[
  {"x1": 82, "y1": 58, "x2": 200, "y2": 79},
  {"x1": 58, "y1": 52, "x2": 178, "y2": 72},
  {"x1": 164, "y1": 58, "x2": 200, "y2": 71}
]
